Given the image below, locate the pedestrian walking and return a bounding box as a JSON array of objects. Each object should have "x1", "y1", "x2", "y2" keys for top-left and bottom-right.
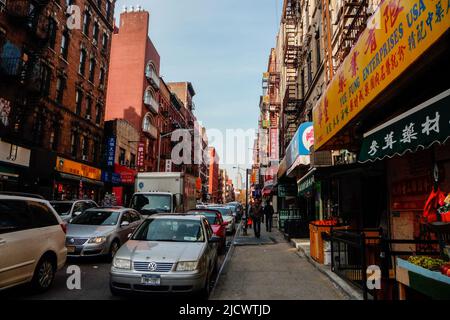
[
  {"x1": 250, "y1": 199, "x2": 263, "y2": 238},
  {"x1": 263, "y1": 201, "x2": 274, "y2": 232}
]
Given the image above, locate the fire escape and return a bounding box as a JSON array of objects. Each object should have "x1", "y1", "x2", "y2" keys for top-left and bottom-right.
[
  {"x1": 322, "y1": 0, "x2": 369, "y2": 81},
  {"x1": 0, "y1": 0, "x2": 53, "y2": 143},
  {"x1": 282, "y1": 0, "x2": 302, "y2": 149}
]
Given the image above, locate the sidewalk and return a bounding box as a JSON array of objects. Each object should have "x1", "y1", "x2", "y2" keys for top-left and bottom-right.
[{"x1": 210, "y1": 222, "x2": 348, "y2": 300}]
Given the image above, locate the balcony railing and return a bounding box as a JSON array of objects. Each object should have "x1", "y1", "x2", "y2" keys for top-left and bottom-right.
[
  {"x1": 143, "y1": 93, "x2": 159, "y2": 114},
  {"x1": 0, "y1": 57, "x2": 27, "y2": 78},
  {"x1": 145, "y1": 67, "x2": 160, "y2": 90}
]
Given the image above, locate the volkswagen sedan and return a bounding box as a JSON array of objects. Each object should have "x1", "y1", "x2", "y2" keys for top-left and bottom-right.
[{"x1": 110, "y1": 214, "x2": 220, "y2": 297}]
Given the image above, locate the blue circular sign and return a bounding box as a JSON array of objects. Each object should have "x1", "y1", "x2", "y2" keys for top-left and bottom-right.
[{"x1": 139, "y1": 182, "x2": 144, "y2": 189}]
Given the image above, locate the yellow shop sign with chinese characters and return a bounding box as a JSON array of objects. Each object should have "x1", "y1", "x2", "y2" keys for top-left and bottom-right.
[
  {"x1": 313, "y1": 0, "x2": 450, "y2": 150},
  {"x1": 56, "y1": 157, "x2": 102, "y2": 181}
]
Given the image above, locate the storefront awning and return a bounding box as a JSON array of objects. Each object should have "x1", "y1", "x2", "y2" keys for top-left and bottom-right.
[
  {"x1": 58, "y1": 173, "x2": 104, "y2": 187},
  {"x1": 359, "y1": 89, "x2": 450, "y2": 163},
  {"x1": 297, "y1": 168, "x2": 316, "y2": 197},
  {"x1": 277, "y1": 157, "x2": 287, "y2": 178},
  {"x1": 286, "y1": 155, "x2": 310, "y2": 177}
]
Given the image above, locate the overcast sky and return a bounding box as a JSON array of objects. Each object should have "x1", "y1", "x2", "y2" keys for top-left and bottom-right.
[{"x1": 116, "y1": 0, "x2": 282, "y2": 185}]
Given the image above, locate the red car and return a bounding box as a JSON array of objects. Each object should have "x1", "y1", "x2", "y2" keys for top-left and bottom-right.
[{"x1": 187, "y1": 209, "x2": 228, "y2": 253}]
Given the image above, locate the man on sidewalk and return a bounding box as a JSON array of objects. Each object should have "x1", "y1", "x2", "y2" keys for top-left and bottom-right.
[
  {"x1": 250, "y1": 199, "x2": 263, "y2": 238},
  {"x1": 264, "y1": 201, "x2": 274, "y2": 232}
]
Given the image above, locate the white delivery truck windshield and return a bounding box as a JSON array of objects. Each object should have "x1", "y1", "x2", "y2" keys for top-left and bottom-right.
[{"x1": 130, "y1": 193, "x2": 172, "y2": 214}]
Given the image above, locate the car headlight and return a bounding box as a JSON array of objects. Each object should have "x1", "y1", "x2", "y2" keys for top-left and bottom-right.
[
  {"x1": 113, "y1": 258, "x2": 131, "y2": 270},
  {"x1": 176, "y1": 261, "x2": 198, "y2": 272},
  {"x1": 88, "y1": 236, "x2": 107, "y2": 244}
]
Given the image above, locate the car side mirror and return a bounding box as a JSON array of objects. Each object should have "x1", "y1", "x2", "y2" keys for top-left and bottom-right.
[
  {"x1": 73, "y1": 211, "x2": 82, "y2": 216},
  {"x1": 121, "y1": 221, "x2": 130, "y2": 227},
  {"x1": 127, "y1": 233, "x2": 132, "y2": 239}
]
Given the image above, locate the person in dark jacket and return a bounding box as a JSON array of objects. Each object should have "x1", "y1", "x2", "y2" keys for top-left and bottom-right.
[
  {"x1": 263, "y1": 201, "x2": 274, "y2": 232},
  {"x1": 250, "y1": 199, "x2": 263, "y2": 238}
]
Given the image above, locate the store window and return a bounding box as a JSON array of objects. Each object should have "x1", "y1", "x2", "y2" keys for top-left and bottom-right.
[{"x1": 119, "y1": 148, "x2": 126, "y2": 165}]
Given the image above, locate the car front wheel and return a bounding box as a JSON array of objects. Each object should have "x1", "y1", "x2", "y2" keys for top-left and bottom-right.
[
  {"x1": 31, "y1": 255, "x2": 56, "y2": 292},
  {"x1": 108, "y1": 240, "x2": 120, "y2": 261}
]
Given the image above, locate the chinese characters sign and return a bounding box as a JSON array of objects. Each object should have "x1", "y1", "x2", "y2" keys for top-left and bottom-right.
[
  {"x1": 56, "y1": 157, "x2": 102, "y2": 181},
  {"x1": 106, "y1": 137, "x2": 116, "y2": 167},
  {"x1": 359, "y1": 89, "x2": 450, "y2": 162},
  {"x1": 313, "y1": 0, "x2": 450, "y2": 150},
  {"x1": 137, "y1": 142, "x2": 145, "y2": 169}
]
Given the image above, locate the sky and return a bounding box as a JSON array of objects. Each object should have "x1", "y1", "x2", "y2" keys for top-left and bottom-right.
[{"x1": 116, "y1": 0, "x2": 282, "y2": 185}]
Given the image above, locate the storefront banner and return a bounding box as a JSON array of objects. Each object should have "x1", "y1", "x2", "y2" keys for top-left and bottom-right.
[
  {"x1": 114, "y1": 164, "x2": 136, "y2": 184},
  {"x1": 0, "y1": 139, "x2": 31, "y2": 167},
  {"x1": 56, "y1": 157, "x2": 102, "y2": 181},
  {"x1": 313, "y1": 0, "x2": 450, "y2": 150},
  {"x1": 285, "y1": 122, "x2": 314, "y2": 170},
  {"x1": 106, "y1": 137, "x2": 116, "y2": 167},
  {"x1": 359, "y1": 89, "x2": 450, "y2": 162},
  {"x1": 298, "y1": 169, "x2": 316, "y2": 197},
  {"x1": 270, "y1": 128, "x2": 279, "y2": 161},
  {"x1": 102, "y1": 171, "x2": 122, "y2": 185}
]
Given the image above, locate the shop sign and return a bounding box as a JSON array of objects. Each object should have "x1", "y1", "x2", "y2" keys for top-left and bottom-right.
[
  {"x1": 165, "y1": 159, "x2": 172, "y2": 172},
  {"x1": 313, "y1": 0, "x2": 450, "y2": 150},
  {"x1": 137, "y1": 142, "x2": 145, "y2": 169},
  {"x1": 102, "y1": 171, "x2": 122, "y2": 185},
  {"x1": 56, "y1": 157, "x2": 102, "y2": 181},
  {"x1": 285, "y1": 122, "x2": 314, "y2": 170},
  {"x1": 270, "y1": 128, "x2": 279, "y2": 161},
  {"x1": 106, "y1": 137, "x2": 116, "y2": 167},
  {"x1": 278, "y1": 183, "x2": 297, "y2": 198},
  {"x1": 298, "y1": 175, "x2": 315, "y2": 196},
  {"x1": 114, "y1": 164, "x2": 136, "y2": 185},
  {"x1": 0, "y1": 140, "x2": 31, "y2": 167},
  {"x1": 359, "y1": 89, "x2": 450, "y2": 162}
]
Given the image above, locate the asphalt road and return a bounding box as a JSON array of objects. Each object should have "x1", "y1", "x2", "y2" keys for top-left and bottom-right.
[{"x1": 1, "y1": 233, "x2": 235, "y2": 300}]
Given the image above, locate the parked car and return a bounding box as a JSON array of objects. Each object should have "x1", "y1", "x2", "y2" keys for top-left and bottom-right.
[
  {"x1": 0, "y1": 195, "x2": 67, "y2": 292},
  {"x1": 50, "y1": 200, "x2": 98, "y2": 223},
  {"x1": 66, "y1": 207, "x2": 142, "y2": 259},
  {"x1": 187, "y1": 209, "x2": 228, "y2": 253},
  {"x1": 207, "y1": 205, "x2": 235, "y2": 234},
  {"x1": 226, "y1": 202, "x2": 243, "y2": 221},
  {"x1": 110, "y1": 214, "x2": 220, "y2": 297}
]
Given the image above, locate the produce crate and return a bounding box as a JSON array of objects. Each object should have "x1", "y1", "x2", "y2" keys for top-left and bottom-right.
[
  {"x1": 396, "y1": 257, "x2": 450, "y2": 300},
  {"x1": 309, "y1": 223, "x2": 349, "y2": 264}
]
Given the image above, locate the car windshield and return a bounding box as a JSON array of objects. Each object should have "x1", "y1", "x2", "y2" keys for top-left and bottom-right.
[
  {"x1": 132, "y1": 218, "x2": 204, "y2": 242},
  {"x1": 188, "y1": 211, "x2": 219, "y2": 225},
  {"x1": 71, "y1": 210, "x2": 120, "y2": 226},
  {"x1": 209, "y1": 207, "x2": 232, "y2": 216},
  {"x1": 131, "y1": 194, "x2": 171, "y2": 214},
  {"x1": 50, "y1": 202, "x2": 73, "y2": 216}
]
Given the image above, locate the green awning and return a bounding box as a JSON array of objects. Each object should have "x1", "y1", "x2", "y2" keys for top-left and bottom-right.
[{"x1": 359, "y1": 89, "x2": 450, "y2": 163}]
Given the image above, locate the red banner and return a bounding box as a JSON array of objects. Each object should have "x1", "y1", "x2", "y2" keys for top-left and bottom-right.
[
  {"x1": 114, "y1": 164, "x2": 136, "y2": 185},
  {"x1": 137, "y1": 142, "x2": 145, "y2": 169}
]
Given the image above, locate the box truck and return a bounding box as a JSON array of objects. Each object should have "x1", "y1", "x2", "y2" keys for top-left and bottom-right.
[{"x1": 130, "y1": 172, "x2": 197, "y2": 215}]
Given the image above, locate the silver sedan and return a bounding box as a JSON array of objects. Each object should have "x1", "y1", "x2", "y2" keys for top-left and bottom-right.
[
  {"x1": 66, "y1": 207, "x2": 143, "y2": 259},
  {"x1": 110, "y1": 214, "x2": 220, "y2": 297}
]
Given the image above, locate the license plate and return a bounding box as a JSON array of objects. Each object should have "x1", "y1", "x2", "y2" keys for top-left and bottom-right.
[
  {"x1": 67, "y1": 246, "x2": 75, "y2": 253},
  {"x1": 141, "y1": 275, "x2": 160, "y2": 286}
]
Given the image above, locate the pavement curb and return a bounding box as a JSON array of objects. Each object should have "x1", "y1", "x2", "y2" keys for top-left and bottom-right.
[{"x1": 293, "y1": 241, "x2": 363, "y2": 300}]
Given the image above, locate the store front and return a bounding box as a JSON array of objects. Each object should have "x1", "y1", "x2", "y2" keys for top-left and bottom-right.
[
  {"x1": 54, "y1": 156, "x2": 103, "y2": 202},
  {"x1": 113, "y1": 163, "x2": 137, "y2": 206}
]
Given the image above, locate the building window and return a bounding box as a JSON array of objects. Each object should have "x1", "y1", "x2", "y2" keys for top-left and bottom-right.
[
  {"x1": 48, "y1": 18, "x2": 57, "y2": 49},
  {"x1": 49, "y1": 123, "x2": 59, "y2": 151},
  {"x1": 101, "y1": 33, "x2": 108, "y2": 52},
  {"x1": 71, "y1": 132, "x2": 78, "y2": 157},
  {"x1": 88, "y1": 57, "x2": 95, "y2": 82},
  {"x1": 75, "y1": 90, "x2": 83, "y2": 115},
  {"x1": 95, "y1": 104, "x2": 102, "y2": 124},
  {"x1": 85, "y1": 96, "x2": 92, "y2": 120},
  {"x1": 106, "y1": 1, "x2": 111, "y2": 20},
  {"x1": 79, "y1": 49, "x2": 86, "y2": 75},
  {"x1": 83, "y1": 11, "x2": 91, "y2": 36},
  {"x1": 119, "y1": 148, "x2": 126, "y2": 165},
  {"x1": 99, "y1": 67, "x2": 105, "y2": 88},
  {"x1": 130, "y1": 153, "x2": 136, "y2": 169},
  {"x1": 81, "y1": 136, "x2": 89, "y2": 160},
  {"x1": 41, "y1": 65, "x2": 51, "y2": 97},
  {"x1": 92, "y1": 140, "x2": 99, "y2": 163},
  {"x1": 93, "y1": 22, "x2": 99, "y2": 45},
  {"x1": 307, "y1": 52, "x2": 312, "y2": 86},
  {"x1": 56, "y1": 77, "x2": 65, "y2": 104},
  {"x1": 315, "y1": 32, "x2": 321, "y2": 71},
  {"x1": 60, "y1": 30, "x2": 70, "y2": 60}
]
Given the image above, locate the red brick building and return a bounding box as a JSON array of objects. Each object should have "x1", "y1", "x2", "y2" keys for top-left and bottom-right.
[
  {"x1": 208, "y1": 147, "x2": 219, "y2": 203},
  {"x1": 0, "y1": 0, "x2": 115, "y2": 200},
  {"x1": 105, "y1": 8, "x2": 161, "y2": 173}
]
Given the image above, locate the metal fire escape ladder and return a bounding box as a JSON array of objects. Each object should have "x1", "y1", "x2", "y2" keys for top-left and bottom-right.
[{"x1": 283, "y1": 0, "x2": 302, "y2": 148}]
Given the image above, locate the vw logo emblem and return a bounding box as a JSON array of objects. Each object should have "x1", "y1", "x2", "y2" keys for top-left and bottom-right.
[
  {"x1": 70, "y1": 238, "x2": 75, "y2": 244},
  {"x1": 148, "y1": 262, "x2": 157, "y2": 271}
]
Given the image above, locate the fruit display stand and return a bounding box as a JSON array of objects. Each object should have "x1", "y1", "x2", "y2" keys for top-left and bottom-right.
[
  {"x1": 396, "y1": 258, "x2": 450, "y2": 300},
  {"x1": 309, "y1": 222, "x2": 349, "y2": 264}
]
